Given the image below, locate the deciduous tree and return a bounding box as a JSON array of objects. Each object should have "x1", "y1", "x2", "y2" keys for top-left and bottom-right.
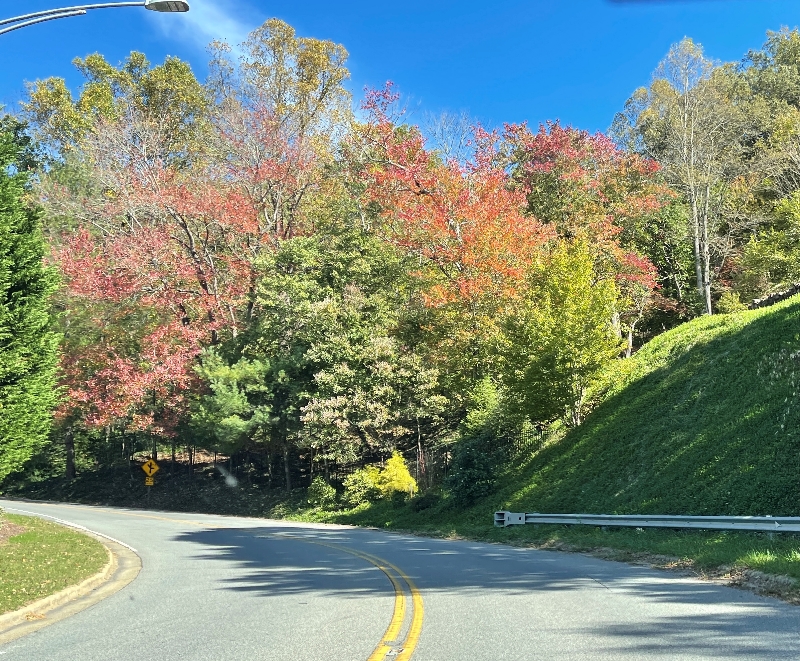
[
  {"x1": 28, "y1": 21, "x2": 352, "y2": 438},
  {"x1": 354, "y1": 85, "x2": 553, "y2": 383},
  {"x1": 504, "y1": 120, "x2": 667, "y2": 349},
  {"x1": 499, "y1": 240, "x2": 623, "y2": 426},
  {"x1": 613, "y1": 38, "x2": 747, "y2": 314}
]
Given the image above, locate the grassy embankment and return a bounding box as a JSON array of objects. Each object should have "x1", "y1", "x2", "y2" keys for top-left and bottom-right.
[
  {"x1": 0, "y1": 513, "x2": 108, "y2": 614},
  {"x1": 8, "y1": 296, "x2": 800, "y2": 597}
]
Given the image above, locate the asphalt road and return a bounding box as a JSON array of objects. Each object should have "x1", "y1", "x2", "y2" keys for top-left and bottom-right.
[{"x1": 1, "y1": 500, "x2": 799, "y2": 660}]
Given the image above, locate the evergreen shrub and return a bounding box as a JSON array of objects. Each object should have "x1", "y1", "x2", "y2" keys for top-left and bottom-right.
[
  {"x1": 343, "y1": 466, "x2": 381, "y2": 507},
  {"x1": 307, "y1": 476, "x2": 337, "y2": 508},
  {"x1": 446, "y1": 429, "x2": 503, "y2": 507},
  {"x1": 409, "y1": 489, "x2": 441, "y2": 512}
]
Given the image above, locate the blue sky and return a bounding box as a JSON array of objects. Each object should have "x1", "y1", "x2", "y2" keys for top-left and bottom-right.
[{"x1": 1, "y1": 0, "x2": 799, "y2": 134}]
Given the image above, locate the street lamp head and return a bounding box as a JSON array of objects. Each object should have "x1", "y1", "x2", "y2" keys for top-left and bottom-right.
[{"x1": 145, "y1": 0, "x2": 190, "y2": 12}]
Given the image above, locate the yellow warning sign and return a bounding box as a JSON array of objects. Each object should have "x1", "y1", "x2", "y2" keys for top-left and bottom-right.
[
  {"x1": 144, "y1": 476, "x2": 154, "y2": 487},
  {"x1": 142, "y1": 459, "x2": 160, "y2": 477}
]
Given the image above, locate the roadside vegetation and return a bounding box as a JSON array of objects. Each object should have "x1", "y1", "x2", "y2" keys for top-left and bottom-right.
[
  {"x1": 0, "y1": 513, "x2": 107, "y2": 614},
  {"x1": 13, "y1": 294, "x2": 800, "y2": 601},
  {"x1": 3, "y1": 16, "x2": 800, "y2": 602}
]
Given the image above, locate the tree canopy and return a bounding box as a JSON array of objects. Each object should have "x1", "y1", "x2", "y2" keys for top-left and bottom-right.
[{"x1": 7, "y1": 20, "x2": 800, "y2": 497}]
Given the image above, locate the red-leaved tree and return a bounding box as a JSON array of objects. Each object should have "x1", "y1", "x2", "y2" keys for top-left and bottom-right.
[
  {"x1": 46, "y1": 100, "x2": 323, "y2": 435},
  {"x1": 504, "y1": 121, "x2": 671, "y2": 352}
]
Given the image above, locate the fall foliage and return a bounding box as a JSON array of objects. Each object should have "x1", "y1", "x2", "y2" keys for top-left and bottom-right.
[{"x1": 8, "y1": 18, "x2": 797, "y2": 501}]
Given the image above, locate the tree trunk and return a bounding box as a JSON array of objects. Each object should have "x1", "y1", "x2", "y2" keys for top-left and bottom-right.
[
  {"x1": 416, "y1": 418, "x2": 427, "y2": 489},
  {"x1": 673, "y1": 272, "x2": 683, "y2": 301},
  {"x1": 690, "y1": 190, "x2": 705, "y2": 310},
  {"x1": 626, "y1": 325, "x2": 635, "y2": 359},
  {"x1": 611, "y1": 311, "x2": 622, "y2": 340},
  {"x1": 570, "y1": 387, "x2": 586, "y2": 427},
  {"x1": 701, "y1": 181, "x2": 713, "y2": 314},
  {"x1": 65, "y1": 425, "x2": 76, "y2": 481},
  {"x1": 283, "y1": 443, "x2": 292, "y2": 492}
]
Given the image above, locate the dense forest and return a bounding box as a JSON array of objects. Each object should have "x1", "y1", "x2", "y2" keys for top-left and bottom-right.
[{"x1": 4, "y1": 21, "x2": 800, "y2": 504}]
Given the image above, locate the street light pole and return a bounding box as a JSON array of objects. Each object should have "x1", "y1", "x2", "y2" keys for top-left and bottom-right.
[{"x1": 0, "y1": 1, "x2": 189, "y2": 37}]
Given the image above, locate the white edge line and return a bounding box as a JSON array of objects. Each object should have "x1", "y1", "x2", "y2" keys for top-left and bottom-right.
[{"x1": 4, "y1": 507, "x2": 138, "y2": 554}]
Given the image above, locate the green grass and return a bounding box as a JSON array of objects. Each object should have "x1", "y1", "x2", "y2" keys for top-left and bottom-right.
[
  {"x1": 492, "y1": 526, "x2": 800, "y2": 580},
  {"x1": 496, "y1": 295, "x2": 800, "y2": 517},
  {"x1": 0, "y1": 514, "x2": 108, "y2": 614}
]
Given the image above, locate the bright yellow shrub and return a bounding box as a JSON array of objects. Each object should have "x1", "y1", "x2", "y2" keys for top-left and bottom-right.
[{"x1": 376, "y1": 451, "x2": 417, "y2": 497}]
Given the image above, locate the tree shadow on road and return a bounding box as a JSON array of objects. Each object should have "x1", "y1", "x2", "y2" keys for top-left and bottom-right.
[{"x1": 173, "y1": 524, "x2": 800, "y2": 659}]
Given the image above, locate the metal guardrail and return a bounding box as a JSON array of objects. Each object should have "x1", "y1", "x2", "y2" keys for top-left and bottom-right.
[{"x1": 494, "y1": 511, "x2": 800, "y2": 533}]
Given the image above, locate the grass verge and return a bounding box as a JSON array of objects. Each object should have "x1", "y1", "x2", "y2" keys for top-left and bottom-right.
[
  {"x1": 495, "y1": 296, "x2": 800, "y2": 517},
  {"x1": 0, "y1": 514, "x2": 108, "y2": 615}
]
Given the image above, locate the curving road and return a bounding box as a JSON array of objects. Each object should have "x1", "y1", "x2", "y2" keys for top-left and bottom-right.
[{"x1": 1, "y1": 500, "x2": 799, "y2": 660}]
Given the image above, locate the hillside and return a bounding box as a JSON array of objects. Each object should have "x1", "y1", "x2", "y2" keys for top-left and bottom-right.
[{"x1": 498, "y1": 295, "x2": 800, "y2": 517}]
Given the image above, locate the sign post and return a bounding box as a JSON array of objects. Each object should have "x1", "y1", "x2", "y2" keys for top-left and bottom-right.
[
  {"x1": 142, "y1": 458, "x2": 159, "y2": 493},
  {"x1": 142, "y1": 458, "x2": 159, "y2": 502}
]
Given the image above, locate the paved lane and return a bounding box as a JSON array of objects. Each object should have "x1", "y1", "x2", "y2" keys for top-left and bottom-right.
[{"x1": 2, "y1": 500, "x2": 799, "y2": 660}]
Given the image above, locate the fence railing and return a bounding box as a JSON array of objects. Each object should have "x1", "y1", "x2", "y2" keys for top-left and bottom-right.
[
  {"x1": 508, "y1": 422, "x2": 546, "y2": 458},
  {"x1": 494, "y1": 511, "x2": 800, "y2": 533}
]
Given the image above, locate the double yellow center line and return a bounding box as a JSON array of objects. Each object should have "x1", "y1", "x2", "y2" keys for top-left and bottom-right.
[{"x1": 280, "y1": 537, "x2": 425, "y2": 661}]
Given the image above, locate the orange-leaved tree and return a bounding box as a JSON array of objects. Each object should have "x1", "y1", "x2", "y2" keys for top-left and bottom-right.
[{"x1": 353, "y1": 84, "x2": 553, "y2": 383}]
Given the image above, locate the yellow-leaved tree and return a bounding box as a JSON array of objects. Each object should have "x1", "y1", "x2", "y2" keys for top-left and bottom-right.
[{"x1": 376, "y1": 452, "x2": 417, "y2": 497}]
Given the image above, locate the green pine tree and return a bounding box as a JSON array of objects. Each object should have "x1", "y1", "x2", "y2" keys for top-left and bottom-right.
[{"x1": 0, "y1": 129, "x2": 60, "y2": 483}]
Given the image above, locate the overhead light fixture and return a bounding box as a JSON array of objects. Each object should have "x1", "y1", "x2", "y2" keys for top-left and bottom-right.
[
  {"x1": 144, "y1": 0, "x2": 190, "y2": 12},
  {"x1": 0, "y1": 1, "x2": 190, "y2": 37}
]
